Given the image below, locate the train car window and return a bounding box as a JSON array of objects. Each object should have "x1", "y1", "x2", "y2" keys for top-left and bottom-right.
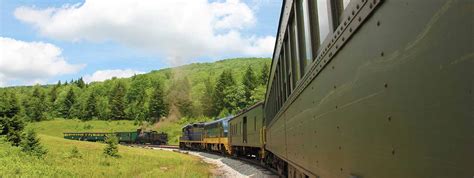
[
  {"x1": 285, "y1": 34, "x2": 295, "y2": 92},
  {"x1": 317, "y1": 0, "x2": 330, "y2": 45},
  {"x1": 289, "y1": 22, "x2": 300, "y2": 86},
  {"x1": 296, "y1": 0, "x2": 313, "y2": 73}
]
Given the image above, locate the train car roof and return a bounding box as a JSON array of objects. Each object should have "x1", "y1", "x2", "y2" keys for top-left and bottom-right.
[
  {"x1": 181, "y1": 122, "x2": 206, "y2": 129},
  {"x1": 229, "y1": 101, "x2": 264, "y2": 122},
  {"x1": 204, "y1": 115, "x2": 233, "y2": 126}
]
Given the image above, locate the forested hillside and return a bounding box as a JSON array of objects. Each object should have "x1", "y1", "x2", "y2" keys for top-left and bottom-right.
[{"x1": 0, "y1": 58, "x2": 270, "y2": 124}]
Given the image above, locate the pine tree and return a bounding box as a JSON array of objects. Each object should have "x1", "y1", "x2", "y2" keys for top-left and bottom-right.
[
  {"x1": 148, "y1": 82, "x2": 167, "y2": 122},
  {"x1": 61, "y1": 88, "x2": 76, "y2": 118},
  {"x1": 213, "y1": 70, "x2": 236, "y2": 115},
  {"x1": 0, "y1": 117, "x2": 5, "y2": 135},
  {"x1": 242, "y1": 65, "x2": 257, "y2": 105},
  {"x1": 29, "y1": 87, "x2": 46, "y2": 121},
  {"x1": 84, "y1": 92, "x2": 98, "y2": 120},
  {"x1": 77, "y1": 77, "x2": 86, "y2": 89},
  {"x1": 6, "y1": 115, "x2": 25, "y2": 146},
  {"x1": 260, "y1": 63, "x2": 269, "y2": 85},
  {"x1": 109, "y1": 82, "x2": 127, "y2": 120},
  {"x1": 201, "y1": 77, "x2": 216, "y2": 117},
  {"x1": 0, "y1": 91, "x2": 20, "y2": 118},
  {"x1": 103, "y1": 135, "x2": 119, "y2": 157},
  {"x1": 21, "y1": 129, "x2": 47, "y2": 157},
  {"x1": 49, "y1": 82, "x2": 59, "y2": 103}
]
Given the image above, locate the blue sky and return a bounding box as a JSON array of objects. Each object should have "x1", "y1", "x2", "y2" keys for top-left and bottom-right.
[{"x1": 0, "y1": 0, "x2": 281, "y2": 86}]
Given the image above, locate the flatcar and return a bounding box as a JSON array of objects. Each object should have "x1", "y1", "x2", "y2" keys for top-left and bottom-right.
[{"x1": 64, "y1": 129, "x2": 168, "y2": 145}]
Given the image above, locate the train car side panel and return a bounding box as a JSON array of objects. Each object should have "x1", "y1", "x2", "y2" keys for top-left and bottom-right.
[{"x1": 265, "y1": 0, "x2": 473, "y2": 177}]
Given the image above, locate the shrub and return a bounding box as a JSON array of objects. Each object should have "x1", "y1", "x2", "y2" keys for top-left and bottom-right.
[
  {"x1": 103, "y1": 135, "x2": 119, "y2": 157},
  {"x1": 20, "y1": 129, "x2": 47, "y2": 157},
  {"x1": 65, "y1": 146, "x2": 82, "y2": 159}
]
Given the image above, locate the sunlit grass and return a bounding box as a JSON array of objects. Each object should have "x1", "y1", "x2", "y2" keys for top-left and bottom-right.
[{"x1": 0, "y1": 119, "x2": 211, "y2": 177}]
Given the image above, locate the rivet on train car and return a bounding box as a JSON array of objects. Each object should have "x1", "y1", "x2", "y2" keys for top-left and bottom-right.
[
  {"x1": 392, "y1": 149, "x2": 395, "y2": 155},
  {"x1": 358, "y1": 17, "x2": 362, "y2": 22},
  {"x1": 341, "y1": 168, "x2": 343, "y2": 172},
  {"x1": 352, "y1": 10, "x2": 355, "y2": 16},
  {"x1": 334, "y1": 85, "x2": 337, "y2": 89},
  {"x1": 384, "y1": 83, "x2": 388, "y2": 88},
  {"x1": 349, "y1": 28, "x2": 353, "y2": 32},
  {"x1": 336, "y1": 45, "x2": 339, "y2": 49},
  {"x1": 370, "y1": 3, "x2": 373, "y2": 9},
  {"x1": 356, "y1": 5, "x2": 360, "y2": 9},
  {"x1": 373, "y1": 0, "x2": 377, "y2": 4},
  {"x1": 342, "y1": 37, "x2": 345, "y2": 42},
  {"x1": 335, "y1": 105, "x2": 338, "y2": 109},
  {"x1": 381, "y1": 52, "x2": 384, "y2": 56},
  {"x1": 339, "y1": 146, "x2": 342, "y2": 150},
  {"x1": 388, "y1": 116, "x2": 392, "y2": 122},
  {"x1": 332, "y1": 66, "x2": 335, "y2": 69},
  {"x1": 337, "y1": 126, "x2": 340, "y2": 129},
  {"x1": 377, "y1": 21, "x2": 381, "y2": 26}
]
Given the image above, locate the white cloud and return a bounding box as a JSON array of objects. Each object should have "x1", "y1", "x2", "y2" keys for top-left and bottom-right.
[
  {"x1": 0, "y1": 37, "x2": 84, "y2": 86},
  {"x1": 83, "y1": 69, "x2": 144, "y2": 83},
  {"x1": 14, "y1": 0, "x2": 275, "y2": 64}
]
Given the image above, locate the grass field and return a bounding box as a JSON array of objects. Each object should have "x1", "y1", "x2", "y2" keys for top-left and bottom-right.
[{"x1": 0, "y1": 119, "x2": 212, "y2": 177}]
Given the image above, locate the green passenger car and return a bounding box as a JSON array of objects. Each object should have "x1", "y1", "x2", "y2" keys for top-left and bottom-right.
[{"x1": 228, "y1": 102, "x2": 264, "y2": 158}]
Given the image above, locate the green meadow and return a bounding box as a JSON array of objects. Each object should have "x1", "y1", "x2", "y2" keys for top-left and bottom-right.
[{"x1": 0, "y1": 119, "x2": 211, "y2": 177}]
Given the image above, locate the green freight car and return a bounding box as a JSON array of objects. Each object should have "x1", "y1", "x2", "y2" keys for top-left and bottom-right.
[
  {"x1": 228, "y1": 102, "x2": 264, "y2": 159},
  {"x1": 64, "y1": 129, "x2": 167, "y2": 145}
]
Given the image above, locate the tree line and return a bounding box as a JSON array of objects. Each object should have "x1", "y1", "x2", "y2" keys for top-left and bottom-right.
[{"x1": 0, "y1": 63, "x2": 269, "y2": 123}]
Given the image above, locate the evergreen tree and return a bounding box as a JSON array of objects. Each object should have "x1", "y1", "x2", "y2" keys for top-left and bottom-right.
[
  {"x1": 84, "y1": 92, "x2": 98, "y2": 120},
  {"x1": 103, "y1": 135, "x2": 119, "y2": 157},
  {"x1": 49, "y1": 82, "x2": 60, "y2": 103},
  {"x1": 77, "y1": 77, "x2": 86, "y2": 89},
  {"x1": 64, "y1": 81, "x2": 68, "y2": 85},
  {"x1": 260, "y1": 63, "x2": 269, "y2": 85},
  {"x1": 28, "y1": 87, "x2": 47, "y2": 121},
  {"x1": 148, "y1": 82, "x2": 167, "y2": 122},
  {"x1": 242, "y1": 65, "x2": 257, "y2": 105},
  {"x1": 223, "y1": 85, "x2": 246, "y2": 113},
  {"x1": 6, "y1": 115, "x2": 25, "y2": 146},
  {"x1": 0, "y1": 91, "x2": 7, "y2": 117},
  {"x1": 0, "y1": 117, "x2": 5, "y2": 135},
  {"x1": 201, "y1": 77, "x2": 216, "y2": 117},
  {"x1": 21, "y1": 129, "x2": 47, "y2": 157},
  {"x1": 109, "y1": 82, "x2": 127, "y2": 120},
  {"x1": 0, "y1": 91, "x2": 20, "y2": 118},
  {"x1": 61, "y1": 88, "x2": 76, "y2": 118},
  {"x1": 213, "y1": 70, "x2": 236, "y2": 115}
]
